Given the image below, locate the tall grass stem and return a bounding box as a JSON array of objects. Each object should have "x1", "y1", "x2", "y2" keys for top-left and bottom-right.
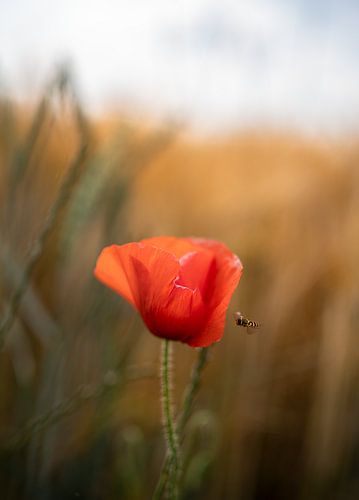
[{"x1": 0, "y1": 143, "x2": 88, "y2": 349}]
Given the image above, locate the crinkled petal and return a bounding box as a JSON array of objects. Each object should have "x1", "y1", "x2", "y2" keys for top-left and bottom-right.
[
  {"x1": 94, "y1": 243, "x2": 179, "y2": 311},
  {"x1": 94, "y1": 238, "x2": 243, "y2": 348},
  {"x1": 142, "y1": 236, "x2": 216, "y2": 295},
  {"x1": 94, "y1": 242, "x2": 207, "y2": 342},
  {"x1": 177, "y1": 249, "x2": 215, "y2": 294},
  {"x1": 185, "y1": 238, "x2": 243, "y2": 347},
  {"x1": 94, "y1": 244, "x2": 139, "y2": 307},
  {"x1": 143, "y1": 284, "x2": 206, "y2": 341},
  {"x1": 141, "y1": 236, "x2": 203, "y2": 259}
]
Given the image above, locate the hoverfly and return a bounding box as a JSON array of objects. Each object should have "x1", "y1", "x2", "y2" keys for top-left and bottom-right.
[{"x1": 234, "y1": 311, "x2": 260, "y2": 333}]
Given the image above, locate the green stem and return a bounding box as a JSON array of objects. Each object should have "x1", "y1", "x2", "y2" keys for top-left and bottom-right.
[
  {"x1": 160, "y1": 340, "x2": 180, "y2": 499},
  {"x1": 177, "y1": 347, "x2": 209, "y2": 436},
  {"x1": 153, "y1": 347, "x2": 209, "y2": 499},
  {"x1": 0, "y1": 75, "x2": 89, "y2": 350}
]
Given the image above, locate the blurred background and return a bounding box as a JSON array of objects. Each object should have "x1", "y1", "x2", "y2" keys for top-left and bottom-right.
[{"x1": 1, "y1": 1, "x2": 359, "y2": 499}]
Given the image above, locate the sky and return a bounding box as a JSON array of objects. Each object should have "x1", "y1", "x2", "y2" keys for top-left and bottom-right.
[{"x1": 0, "y1": 0, "x2": 358, "y2": 133}]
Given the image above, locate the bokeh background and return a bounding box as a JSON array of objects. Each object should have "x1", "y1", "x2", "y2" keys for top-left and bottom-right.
[{"x1": 1, "y1": 1, "x2": 359, "y2": 499}]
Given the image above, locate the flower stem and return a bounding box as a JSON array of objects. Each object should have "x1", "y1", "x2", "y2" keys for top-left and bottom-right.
[
  {"x1": 177, "y1": 347, "x2": 209, "y2": 436},
  {"x1": 153, "y1": 347, "x2": 209, "y2": 499},
  {"x1": 160, "y1": 339, "x2": 180, "y2": 499}
]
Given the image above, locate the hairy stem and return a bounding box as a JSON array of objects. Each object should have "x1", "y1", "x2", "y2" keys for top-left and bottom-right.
[
  {"x1": 177, "y1": 347, "x2": 209, "y2": 436},
  {"x1": 160, "y1": 340, "x2": 180, "y2": 499},
  {"x1": 153, "y1": 347, "x2": 209, "y2": 499}
]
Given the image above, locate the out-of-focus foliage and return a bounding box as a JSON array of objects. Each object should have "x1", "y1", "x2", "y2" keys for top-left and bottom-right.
[{"x1": 1, "y1": 74, "x2": 359, "y2": 499}]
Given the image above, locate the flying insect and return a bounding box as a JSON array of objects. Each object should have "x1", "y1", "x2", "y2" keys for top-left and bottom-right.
[{"x1": 234, "y1": 311, "x2": 260, "y2": 333}]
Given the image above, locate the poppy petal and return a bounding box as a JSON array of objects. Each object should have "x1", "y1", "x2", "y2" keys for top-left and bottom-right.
[
  {"x1": 94, "y1": 243, "x2": 180, "y2": 311},
  {"x1": 187, "y1": 238, "x2": 243, "y2": 307},
  {"x1": 142, "y1": 284, "x2": 206, "y2": 342},
  {"x1": 94, "y1": 244, "x2": 138, "y2": 307},
  {"x1": 141, "y1": 236, "x2": 203, "y2": 259},
  {"x1": 185, "y1": 238, "x2": 243, "y2": 347},
  {"x1": 94, "y1": 237, "x2": 242, "y2": 347},
  {"x1": 177, "y1": 249, "x2": 215, "y2": 295}
]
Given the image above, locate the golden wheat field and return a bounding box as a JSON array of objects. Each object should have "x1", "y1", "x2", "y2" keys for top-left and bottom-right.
[{"x1": 1, "y1": 78, "x2": 359, "y2": 500}]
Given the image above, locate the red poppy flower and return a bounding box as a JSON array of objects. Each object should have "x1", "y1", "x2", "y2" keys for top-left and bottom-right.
[{"x1": 94, "y1": 236, "x2": 242, "y2": 347}]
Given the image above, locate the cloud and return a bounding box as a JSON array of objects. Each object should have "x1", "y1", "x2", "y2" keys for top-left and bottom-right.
[{"x1": 0, "y1": 0, "x2": 358, "y2": 133}]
